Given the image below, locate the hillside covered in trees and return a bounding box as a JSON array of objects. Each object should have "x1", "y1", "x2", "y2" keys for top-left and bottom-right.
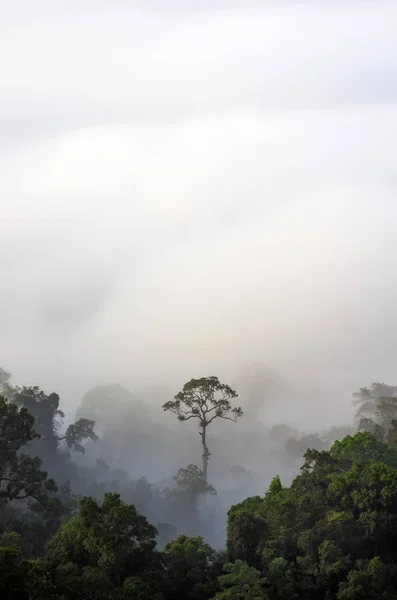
[{"x1": 2, "y1": 366, "x2": 397, "y2": 598}]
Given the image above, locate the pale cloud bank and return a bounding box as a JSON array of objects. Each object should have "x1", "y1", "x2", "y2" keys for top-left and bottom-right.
[{"x1": 1, "y1": 1, "x2": 397, "y2": 426}]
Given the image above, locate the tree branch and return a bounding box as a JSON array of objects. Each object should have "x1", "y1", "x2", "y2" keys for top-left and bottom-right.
[
  {"x1": 168, "y1": 407, "x2": 200, "y2": 419},
  {"x1": 207, "y1": 404, "x2": 222, "y2": 413},
  {"x1": 219, "y1": 415, "x2": 239, "y2": 422},
  {"x1": 207, "y1": 414, "x2": 238, "y2": 426}
]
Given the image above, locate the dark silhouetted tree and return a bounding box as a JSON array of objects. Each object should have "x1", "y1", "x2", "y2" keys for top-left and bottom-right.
[
  {"x1": 0, "y1": 395, "x2": 56, "y2": 503},
  {"x1": 163, "y1": 377, "x2": 242, "y2": 481}
]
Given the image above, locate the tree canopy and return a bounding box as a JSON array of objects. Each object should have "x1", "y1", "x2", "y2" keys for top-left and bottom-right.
[{"x1": 163, "y1": 377, "x2": 243, "y2": 481}]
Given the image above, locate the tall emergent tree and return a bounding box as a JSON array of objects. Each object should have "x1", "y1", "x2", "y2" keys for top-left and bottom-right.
[{"x1": 163, "y1": 376, "x2": 243, "y2": 481}]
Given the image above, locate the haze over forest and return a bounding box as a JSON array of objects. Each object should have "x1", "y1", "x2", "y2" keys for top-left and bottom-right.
[{"x1": 3, "y1": 2, "x2": 397, "y2": 598}]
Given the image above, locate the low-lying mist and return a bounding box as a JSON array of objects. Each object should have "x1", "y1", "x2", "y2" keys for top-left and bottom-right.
[{"x1": 0, "y1": 362, "x2": 367, "y2": 549}]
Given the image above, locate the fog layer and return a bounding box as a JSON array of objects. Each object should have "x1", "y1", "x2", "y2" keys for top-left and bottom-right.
[{"x1": 1, "y1": 1, "x2": 397, "y2": 429}]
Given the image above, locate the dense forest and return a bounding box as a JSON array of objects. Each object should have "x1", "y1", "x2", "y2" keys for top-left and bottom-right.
[{"x1": 2, "y1": 365, "x2": 397, "y2": 599}]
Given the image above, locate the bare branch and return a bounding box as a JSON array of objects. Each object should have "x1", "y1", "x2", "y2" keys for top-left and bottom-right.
[
  {"x1": 179, "y1": 414, "x2": 201, "y2": 421},
  {"x1": 206, "y1": 404, "x2": 223, "y2": 413}
]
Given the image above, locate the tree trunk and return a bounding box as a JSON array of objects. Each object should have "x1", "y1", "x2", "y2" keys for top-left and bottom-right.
[{"x1": 201, "y1": 425, "x2": 210, "y2": 482}]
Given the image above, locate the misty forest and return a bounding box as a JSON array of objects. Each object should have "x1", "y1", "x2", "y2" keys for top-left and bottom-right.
[
  {"x1": 3, "y1": 363, "x2": 397, "y2": 599},
  {"x1": 3, "y1": 0, "x2": 397, "y2": 598}
]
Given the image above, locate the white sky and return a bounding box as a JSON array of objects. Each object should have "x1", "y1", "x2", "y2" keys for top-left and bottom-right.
[{"x1": 1, "y1": 1, "x2": 397, "y2": 424}]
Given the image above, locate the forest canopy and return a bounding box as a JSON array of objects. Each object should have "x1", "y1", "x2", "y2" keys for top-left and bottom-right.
[{"x1": 2, "y1": 367, "x2": 397, "y2": 598}]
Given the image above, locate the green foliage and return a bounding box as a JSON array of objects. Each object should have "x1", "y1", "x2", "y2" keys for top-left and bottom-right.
[
  {"x1": 46, "y1": 492, "x2": 158, "y2": 597},
  {"x1": 226, "y1": 431, "x2": 397, "y2": 599},
  {"x1": 116, "y1": 575, "x2": 164, "y2": 600},
  {"x1": 213, "y1": 560, "x2": 268, "y2": 600},
  {"x1": 5, "y1": 371, "x2": 397, "y2": 600},
  {"x1": 330, "y1": 431, "x2": 397, "y2": 469},
  {"x1": 0, "y1": 545, "x2": 53, "y2": 599},
  {"x1": 265, "y1": 557, "x2": 299, "y2": 600},
  {"x1": 227, "y1": 496, "x2": 267, "y2": 566},
  {"x1": 337, "y1": 557, "x2": 397, "y2": 599},
  {"x1": 329, "y1": 459, "x2": 397, "y2": 556},
  {"x1": 164, "y1": 534, "x2": 223, "y2": 600},
  {"x1": 0, "y1": 531, "x2": 21, "y2": 548}
]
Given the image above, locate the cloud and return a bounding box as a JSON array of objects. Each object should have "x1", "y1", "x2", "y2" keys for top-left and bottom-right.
[
  {"x1": 1, "y1": 1, "x2": 396, "y2": 151},
  {"x1": 1, "y1": 1, "x2": 397, "y2": 425}
]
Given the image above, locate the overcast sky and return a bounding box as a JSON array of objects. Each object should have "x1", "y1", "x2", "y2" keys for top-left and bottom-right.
[{"x1": 1, "y1": 1, "x2": 397, "y2": 424}]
